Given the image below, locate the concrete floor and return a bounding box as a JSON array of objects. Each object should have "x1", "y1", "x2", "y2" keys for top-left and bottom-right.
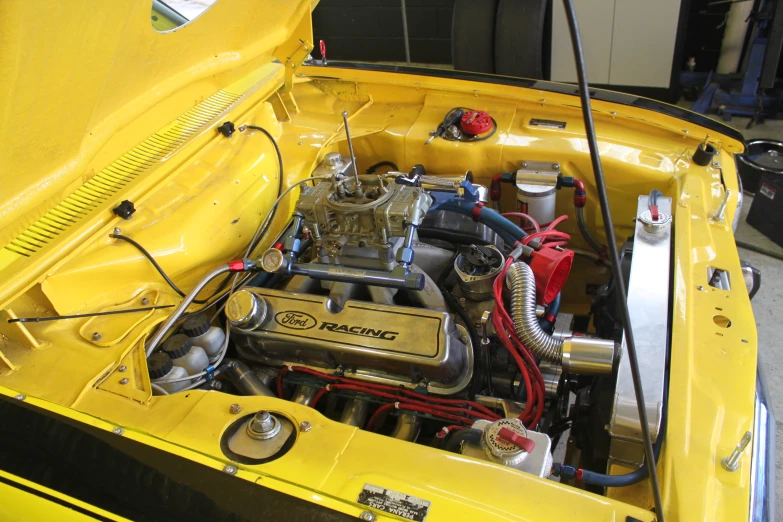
[{"x1": 721, "y1": 116, "x2": 783, "y2": 518}]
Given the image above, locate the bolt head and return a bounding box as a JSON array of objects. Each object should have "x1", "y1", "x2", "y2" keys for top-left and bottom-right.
[
  {"x1": 112, "y1": 427, "x2": 124, "y2": 435},
  {"x1": 14, "y1": 394, "x2": 25, "y2": 401},
  {"x1": 229, "y1": 403, "x2": 242, "y2": 414},
  {"x1": 118, "y1": 365, "x2": 127, "y2": 372},
  {"x1": 119, "y1": 378, "x2": 129, "y2": 385},
  {"x1": 141, "y1": 297, "x2": 149, "y2": 305},
  {"x1": 113, "y1": 227, "x2": 121, "y2": 235},
  {"x1": 697, "y1": 285, "x2": 705, "y2": 291},
  {"x1": 91, "y1": 332, "x2": 101, "y2": 341},
  {"x1": 223, "y1": 464, "x2": 237, "y2": 475},
  {"x1": 360, "y1": 511, "x2": 376, "y2": 521},
  {"x1": 299, "y1": 421, "x2": 312, "y2": 432}
]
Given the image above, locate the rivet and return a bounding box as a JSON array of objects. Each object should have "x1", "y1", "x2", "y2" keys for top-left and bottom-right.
[
  {"x1": 92, "y1": 332, "x2": 101, "y2": 341},
  {"x1": 360, "y1": 512, "x2": 376, "y2": 521},
  {"x1": 141, "y1": 297, "x2": 149, "y2": 305},
  {"x1": 14, "y1": 394, "x2": 25, "y2": 401},
  {"x1": 697, "y1": 286, "x2": 705, "y2": 291},
  {"x1": 229, "y1": 403, "x2": 242, "y2": 414},
  {"x1": 119, "y1": 378, "x2": 129, "y2": 385},
  {"x1": 119, "y1": 365, "x2": 127, "y2": 372},
  {"x1": 299, "y1": 421, "x2": 312, "y2": 432},
  {"x1": 113, "y1": 428, "x2": 124, "y2": 435},
  {"x1": 223, "y1": 464, "x2": 238, "y2": 475}
]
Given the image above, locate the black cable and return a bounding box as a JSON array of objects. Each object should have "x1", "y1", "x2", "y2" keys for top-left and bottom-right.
[
  {"x1": 7, "y1": 305, "x2": 175, "y2": 323},
  {"x1": 110, "y1": 234, "x2": 229, "y2": 305},
  {"x1": 736, "y1": 239, "x2": 783, "y2": 261},
  {"x1": 245, "y1": 125, "x2": 285, "y2": 255},
  {"x1": 562, "y1": 1, "x2": 664, "y2": 518},
  {"x1": 438, "y1": 252, "x2": 492, "y2": 397},
  {"x1": 365, "y1": 161, "x2": 398, "y2": 174}
]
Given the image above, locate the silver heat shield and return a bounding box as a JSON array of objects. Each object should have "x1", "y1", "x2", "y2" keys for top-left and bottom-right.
[{"x1": 230, "y1": 288, "x2": 474, "y2": 395}]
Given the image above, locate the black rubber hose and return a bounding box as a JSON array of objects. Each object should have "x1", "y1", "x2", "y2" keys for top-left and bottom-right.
[
  {"x1": 438, "y1": 252, "x2": 491, "y2": 397},
  {"x1": 736, "y1": 239, "x2": 783, "y2": 261},
  {"x1": 444, "y1": 428, "x2": 483, "y2": 453},
  {"x1": 365, "y1": 160, "x2": 398, "y2": 174},
  {"x1": 562, "y1": 1, "x2": 663, "y2": 517},
  {"x1": 417, "y1": 227, "x2": 491, "y2": 245}
]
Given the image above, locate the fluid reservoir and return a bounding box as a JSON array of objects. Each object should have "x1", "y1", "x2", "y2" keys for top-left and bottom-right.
[
  {"x1": 515, "y1": 161, "x2": 560, "y2": 225},
  {"x1": 182, "y1": 314, "x2": 225, "y2": 358},
  {"x1": 148, "y1": 352, "x2": 190, "y2": 393},
  {"x1": 161, "y1": 334, "x2": 209, "y2": 376}
]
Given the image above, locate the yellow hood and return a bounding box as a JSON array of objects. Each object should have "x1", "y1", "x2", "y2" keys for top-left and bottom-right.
[{"x1": 0, "y1": 0, "x2": 315, "y2": 245}]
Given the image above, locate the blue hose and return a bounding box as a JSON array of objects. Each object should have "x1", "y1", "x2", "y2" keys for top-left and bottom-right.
[
  {"x1": 539, "y1": 292, "x2": 561, "y2": 331},
  {"x1": 437, "y1": 199, "x2": 527, "y2": 245}
]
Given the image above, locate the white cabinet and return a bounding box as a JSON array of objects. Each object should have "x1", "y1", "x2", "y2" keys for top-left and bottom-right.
[{"x1": 550, "y1": 0, "x2": 682, "y2": 88}]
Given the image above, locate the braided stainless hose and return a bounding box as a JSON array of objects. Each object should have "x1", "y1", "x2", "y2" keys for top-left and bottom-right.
[{"x1": 506, "y1": 261, "x2": 563, "y2": 365}]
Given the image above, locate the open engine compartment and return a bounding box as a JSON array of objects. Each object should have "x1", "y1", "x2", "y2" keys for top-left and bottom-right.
[{"x1": 0, "y1": 65, "x2": 751, "y2": 520}]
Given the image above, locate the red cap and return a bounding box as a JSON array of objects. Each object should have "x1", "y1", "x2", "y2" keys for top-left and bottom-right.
[
  {"x1": 529, "y1": 247, "x2": 574, "y2": 305},
  {"x1": 497, "y1": 428, "x2": 536, "y2": 453},
  {"x1": 460, "y1": 110, "x2": 493, "y2": 135}
]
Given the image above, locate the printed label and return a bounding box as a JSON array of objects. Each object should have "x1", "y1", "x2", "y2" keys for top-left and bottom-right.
[
  {"x1": 358, "y1": 484, "x2": 431, "y2": 521},
  {"x1": 760, "y1": 182, "x2": 776, "y2": 200}
]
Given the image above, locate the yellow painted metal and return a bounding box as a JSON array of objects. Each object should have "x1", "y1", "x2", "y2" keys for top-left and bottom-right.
[
  {"x1": 0, "y1": 469, "x2": 129, "y2": 521},
  {"x1": 0, "y1": 0, "x2": 756, "y2": 520}
]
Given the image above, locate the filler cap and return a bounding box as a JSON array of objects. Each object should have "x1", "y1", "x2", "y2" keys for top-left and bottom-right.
[
  {"x1": 161, "y1": 334, "x2": 193, "y2": 359},
  {"x1": 148, "y1": 352, "x2": 173, "y2": 379},
  {"x1": 182, "y1": 314, "x2": 211, "y2": 337}
]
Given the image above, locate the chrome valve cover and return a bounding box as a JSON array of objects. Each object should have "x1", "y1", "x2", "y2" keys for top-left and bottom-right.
[{"x1": 229, "y1": 287, "x2": 473, "y2": 395}]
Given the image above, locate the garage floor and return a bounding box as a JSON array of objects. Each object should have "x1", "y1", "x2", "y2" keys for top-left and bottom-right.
[{"x1": 718, "y1": 116, "x2": 783, "y2": 517}]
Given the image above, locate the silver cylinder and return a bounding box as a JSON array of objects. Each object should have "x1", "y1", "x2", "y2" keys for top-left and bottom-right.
[
  {"x1": 390, "y1": 413, "x2": 422, "y2": 442},
  {"x1": 339, "y1": 398, "x2": 370, "y2": 427},
  {"x1": 290, "y1": 385, "x2": 319, "y2": 406},
  {"x1": 562, "y1": 337, "x2": 615, "y2": 375},
  {"x1": 222, "y1": 359, "x2": 275, "y2": 397}
]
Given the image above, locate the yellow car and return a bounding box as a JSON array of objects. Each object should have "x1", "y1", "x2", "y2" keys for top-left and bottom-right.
[{"x1": 0, "y1": 1, "x2": 773, "y2": 521}]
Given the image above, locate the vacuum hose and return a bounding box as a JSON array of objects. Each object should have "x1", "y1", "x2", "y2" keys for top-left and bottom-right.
[{"x1": 507, "y1": 262, "x2": 563, "y2": 365}]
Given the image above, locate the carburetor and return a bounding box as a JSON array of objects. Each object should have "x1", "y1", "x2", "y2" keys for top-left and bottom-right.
[{"x1": 296, "y1": 153, "x2": 432, "y2": 271}]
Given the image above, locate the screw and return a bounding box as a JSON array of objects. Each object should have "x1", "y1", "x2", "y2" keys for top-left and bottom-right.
[
  {"x1": 92, "y1": 332, "x2": 101, "y2": 341},
  {"x1": 360, "y1": 512, "x2": 376, "y2": 521},
  {"x1": 113, "y1": 227, "x2": 121, "y2": 235},
  {"x1": 721, "y1": 431, "x2": 752, "y2": 472},
  {"x1": 552, "y1": 163, "x2": 560, "y2": 170},
  {"x1": 697, "y1": 286, "x2": 705, "y2": 291},
  {"x1": 113, "y1": 428, "x2": 124, "y2": 435},
  {"x1": 118, "y1": 365, "x2": 127, "y2": 372},
  {"x1": 713, "y1": 162, "x2": 722, "y2": 168},
  {"x1": 611, "y1": 111, "x2": 617, "y2": 116},
  {"x1": 229, "y1": 403, "x2": 242, "y2": 414},
  {"x1": 223, "y1": 464, "x2": 237, "y2": 475},
  {"x1": 298, "y1": 142, "x2": 304, "y2": 145},
  {"x1": 683, "y1": 129, "x2": 689, "y2": 134},
  {"x1": 119, "y1": 378, "x2": 129, "y2": 385},
  {"x1": 14, "y1": 394, "x2": 25, "y2": 401},
  {"x1": 238, "y1": 125, "x2": 247, "y2": 132},
  {"x1": 141, "y1": 297, "x2": 149, "y2": 305},
  {"x1": 299, "y1": 421, "x2": 312, "y2": 432}
]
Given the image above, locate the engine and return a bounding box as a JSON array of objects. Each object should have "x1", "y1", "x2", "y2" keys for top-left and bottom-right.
[{"x1": 147, "y1": 117, "x2": 672, "y2": 484}]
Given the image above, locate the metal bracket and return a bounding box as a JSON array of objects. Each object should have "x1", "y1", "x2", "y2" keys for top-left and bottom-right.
[{"x1": 280, "y1": 39, "x2": 313, "y2": 94}]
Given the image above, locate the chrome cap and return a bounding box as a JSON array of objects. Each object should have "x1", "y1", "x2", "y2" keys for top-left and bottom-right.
[{"x1": 226, "y1": 290, "x2": 267, "y2": 331}]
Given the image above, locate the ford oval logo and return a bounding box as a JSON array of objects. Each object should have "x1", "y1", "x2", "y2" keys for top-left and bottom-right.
[{"x1": 274, "y1": 311, "x2": 317, "y2": 330}]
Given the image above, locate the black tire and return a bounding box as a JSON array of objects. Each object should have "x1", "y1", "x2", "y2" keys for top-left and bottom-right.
[
  {"x1": 494, "y1": 0, "x2": 548, "y2": 79},
  {"x1": 452, "y1": 0, "x2": 498, "y2": 73}
]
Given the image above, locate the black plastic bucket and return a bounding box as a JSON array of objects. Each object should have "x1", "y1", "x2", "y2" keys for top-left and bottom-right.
[{"x1": 737, "y1": 139, "x2": 783, "y2": 194}]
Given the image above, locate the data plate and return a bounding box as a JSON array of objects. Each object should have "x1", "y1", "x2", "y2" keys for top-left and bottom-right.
[{"x1": 357, "y1": 484, "x2": 431, "y2": 521}]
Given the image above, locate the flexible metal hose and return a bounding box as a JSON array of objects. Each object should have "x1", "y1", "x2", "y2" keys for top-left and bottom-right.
[
  {"x1": 576, "y1": 206, "x2": 604, "y2": 255},
  {"x1": 506, "y1": 262, "x2": 563, "y2": 365}
]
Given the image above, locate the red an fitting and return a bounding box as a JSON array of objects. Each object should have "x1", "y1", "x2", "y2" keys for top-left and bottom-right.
[
  {"x1": 573, "y1": 179, "x2": 586, "y2": 208},
  {"x1": 490, "y1": 173, "x2": 503, "y2": 201},
  {"x1": 529, "y1": 247, "x2": 574, "y2": 305}
]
